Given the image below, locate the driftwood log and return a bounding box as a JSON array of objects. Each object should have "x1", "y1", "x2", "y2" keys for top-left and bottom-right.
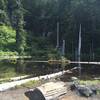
[{"x1": 25, "y1": 81, "x2": 67, "y2": 100}]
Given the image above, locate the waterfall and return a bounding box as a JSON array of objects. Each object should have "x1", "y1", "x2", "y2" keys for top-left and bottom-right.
[{"x1": 78, "y1": 24, "x2": 82, "y2": 77}]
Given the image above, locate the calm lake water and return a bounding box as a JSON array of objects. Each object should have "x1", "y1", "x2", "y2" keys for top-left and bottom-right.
[{"x1": 0, "y1": 60, "x2": 100, "y2": 79}]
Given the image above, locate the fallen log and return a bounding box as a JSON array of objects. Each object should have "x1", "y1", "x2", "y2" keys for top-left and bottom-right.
[{"x1": 25, "y1": 81, "x2": 67, "y2": 100}]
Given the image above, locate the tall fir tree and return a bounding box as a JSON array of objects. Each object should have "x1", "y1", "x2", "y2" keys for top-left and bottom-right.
[
  {"x1": 0, "y1": 0, "x2": 9, "y2": 25},
  {"x1": 15, "y1": 0, "x2": 26, "y2": 55}
]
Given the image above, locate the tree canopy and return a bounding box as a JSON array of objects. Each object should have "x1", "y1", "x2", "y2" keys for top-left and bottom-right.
[{"x1": 0, "y1": 0, "x2": 100, "y2": 61}]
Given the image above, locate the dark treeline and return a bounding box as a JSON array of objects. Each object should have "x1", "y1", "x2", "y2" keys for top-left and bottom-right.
[{"x1": 0, "y1": 0, "x2": 100, "y2": 61}]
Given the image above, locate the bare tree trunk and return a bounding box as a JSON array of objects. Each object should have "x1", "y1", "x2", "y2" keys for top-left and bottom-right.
[
  {"x1": 78, "y1": 24, "x2": 82, "y2": 78},
  {"x1": 62, "y1": 40, "x2": 65, "y2": 56},
  {"x1": 56, "y1": 22, "x2": 60, "y2": 48}
]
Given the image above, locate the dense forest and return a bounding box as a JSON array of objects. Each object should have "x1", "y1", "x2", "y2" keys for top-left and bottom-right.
[{"x1": 1, "y1": 0, "x2": 100, "y2": 61}]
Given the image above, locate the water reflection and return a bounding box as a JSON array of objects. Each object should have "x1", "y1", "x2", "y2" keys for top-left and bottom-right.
[
  {"x1": 0, "y1": 60, "x2": 100, "y2": 79},
  {"x1": 0, "y1": 60, "x2": 62, "y2": 78}
]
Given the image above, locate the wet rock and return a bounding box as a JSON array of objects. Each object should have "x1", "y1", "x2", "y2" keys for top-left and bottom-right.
[
  {"x1": 70, "y1": 77, "x2": 97, "y2": 97},
  {"x1": 70, "y1": 84, "x2": 98, "y2": 97},
  {"x1": 77, "y1": 85, "x2": 93, "y2": 97},
  {"x1": 70, "y1": 84, "x2": 76, "y2": 91},
  {"x1": 90, "y1": 86, "x2": 97, "y2": 95}
]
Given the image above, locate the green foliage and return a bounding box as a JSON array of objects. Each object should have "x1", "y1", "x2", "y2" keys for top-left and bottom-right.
[
  {"x1": 80, "y1": 80, "x2": 100, "y2": 85},
  {"x1": 16, "y1": 80, "x2": 40, "y2": 88},
  {"x1": 47, "y1": 48, "x2": 61, "y2": 59},
  {"x1": 0, "y1": 25, "x2": 16, "y2": 50},
  {"x1": 1, "y1": 0, "x2": 100, "y2": 76},
  {"x1": 1, "y1": 0, "x2": 100, "y2": 60},
  {"x1": 0, "y1": 62, "x2": 17, "y2": 78},
  {"x1": 0, "y1": 25, "x2": 16, "y2": 42},
  {"x1": 0, "y1": 0, "x2": 9, "y2": 25},
  {"x1": 0, "y1": 51, "x2": 18, "y2": 56},
  {"x1": 15, "y1": 0, "x2": 26, "y2": 55},
  {"x1": 26, "y1": 36, "x2": 60, "y2": 59}
]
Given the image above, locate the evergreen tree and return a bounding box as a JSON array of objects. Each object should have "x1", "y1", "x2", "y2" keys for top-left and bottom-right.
[
  {"x1": 7, "y1": 0, "x2": 17, "y2": 26},
  {"x1": 15, "y1": 0, "x2": 26, "y2": 55},
  {"x1": 0, "y1": 0, "x2": 9, "y2": 25}
]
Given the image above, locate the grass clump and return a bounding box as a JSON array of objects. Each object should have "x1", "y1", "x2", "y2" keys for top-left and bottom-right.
[
  {"x1": 80, "y1": 80, "x2": 100, "y2": 85},
  {"x1": 0, "y1": 62, "x2": 26, "y2": 79},
  {"x1": 15, "y1": 80, "x2": 41, "y2": 89}
]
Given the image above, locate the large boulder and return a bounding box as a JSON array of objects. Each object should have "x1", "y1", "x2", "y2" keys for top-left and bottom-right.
[
  {"x1": 77, "y1": 85, "x2": 93, "y2": 97},
  {"x1": 70, "y1": 77, "x2": 97, "y2": 97},
  {"x1": 70, "y1": 83, "x2": 97, "y2": 97}
]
